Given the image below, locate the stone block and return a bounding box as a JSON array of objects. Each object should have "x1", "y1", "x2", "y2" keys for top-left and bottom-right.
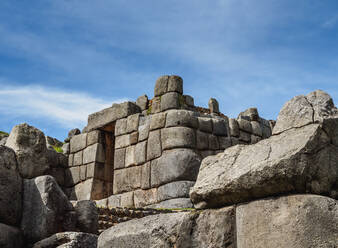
[
  {"x1": 198, "y1": 117, "x2": 213, "y2": 133},
  {"x1": 0, "y1": 223, "x2": 23, "y2": 248},
  {"x1": 238, "y1": 107, "x2": 259, "y2": 121},
  {"x1": 113, "y1": 167, "x2": 142, "y2": 194},
  {"x1": 115, "y1": 134, "x2": 130, "y2": 149},
  {"x1": 83, "y1": 143, "x2": 105, "y2": 164},
  {"x1": 238, "y1": 118, "x2": 252, "y2": 133},
  {"x1": 49, "y1": 168, "x2": 65, "y2": 186},
  {"x1": 239, "y1": 131, "x2": 251, "y2": 143},
  {"x1": 251, "y1": 121, "x2": 262, "y2": 137},
  {"x1": 229, "y1": 118, "x2": 239, "y2": 137},
  {"x1": 87, "y1": 101, "x2": 140, "y2": 131},
  {"x1": 218, "y1": 136, "x2": 232, "y2": 150},
  {"x1": 108, "y1": 194, "x2": 121, "y2": 208},
  {"x1": 236, "y1": 195, "x2": 338, "y2": 248},
  {"x1": 127, "y1": 114, "x2": 140, "y2": 133},
  {"x1": 90, "y1": 179, "x2": 106, "y2": 200},
  {"x1": 251, "y1": 135, "x2": 262, "y2": 144},
  {"x1": 70, "y1": 133, "x2": 87, "y2": 153},
  {"x1": 168, "y1": 75, "x2": 183, "y2": 94},
  {"x1": 129, "y1": 131, "x2": 138, "y2": 145},
  {"x1": 95, "y1": 198, "x2": 108, "y2": 208},
  {"x1": 136, "y1": 95, "x2": 148, "y2": 111},
  {"x1": 80, "y1": 165, "x2": 86, "y2": 181},
  {"x1": 87, "y1": 130, "x2": 103, "y2": 146},
  {"x1": 68, "y1": 154, "x2": 74, "y2": 167},
  {"x1": 86, "y1": 162, "x2": 105, "y2": 181},
  {"x1": 212, "y1": 118, "x2": 228, "y2": 136},
  {"x1": 151, "y1": 97, "x2": 161, "y2": 114},
  {"x1": 208, "y1": 134, "x2": 219, "y2": 150},
  {"x1": 73, "y1": 151, "x2": 83, "y2": 166},
  {"x1": 231, "y1": 137, "x2": 240, "y2": 145},
  {"x1": 65, "y1": 166, "x2": 81, "y2": 187},
  {"x1": 138, "y1": 117, "x2": 150, "y2": 141},
  {"x1": 141, "y1": 162, "x2": 151, "y2": 189},
  {"x1": 200, "y1": 150, "x2": 215, "y2": 159},
  {"x1": 135, "y1": 141, "x2": 147, "y2": 165},
  {"x1": 157, "y1": 181, "x2": 195, "y2": 202},
  {"x1": 62, "y1": 143, "x2": 70, "y2": 154},
  {"x1": 125, "y1": 145, "x2": 136, "y2": 167},
  {"x1": 150, "y1": 112, "x2": 166, "y2": 130},
  {"x1": 161, "y1": 127, "x2": 196, "y2": 150},
  {"x1": 154, "y1": 75, "x2": 169, "y2": 96},
  {"x1": 148, "y1": 198, "x2": 193, "y2": 209},
  {"x1": 114, "y1": 148, "x2": 125, "y2": 169},
  {"x1": 262, "y1": 125, "x2": 272, "y2": 139},
  {"x1": 184, "y1": 95, "x2": 194, "y2": 107},
  {"x1": 147, "y1": 130, "x2": 162, "y2": 160},
  {"x1": 120, "y1": 191, "x2": 134, "y2": 208},
  {"x1": 166, "y1": 110, "x2": 198, "y2": 128},
  {"x1": 151, "y1": 149, "x2": 201, "y2": 187},
  {"x1": 115, "y1": 118, "x2": 127, "y2": 136},
  {"x1": 208, "y1": 98, "x2": 219, "y2": 113},
  {"x1": 196, "y1": 131, "x2": 209, "y2": 150},
  {"x1": 161, "y1": 92, "x2": 180, "y2": 111},
  {"x1": 134, "y1": 188, "x2": 158, "y2": 208}
]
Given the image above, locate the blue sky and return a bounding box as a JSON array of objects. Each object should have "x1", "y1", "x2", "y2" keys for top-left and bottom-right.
[{"x1": 1, "y1": 0, "x2": 338, "y2": 140}]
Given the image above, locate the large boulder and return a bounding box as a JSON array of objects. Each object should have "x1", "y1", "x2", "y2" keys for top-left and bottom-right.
[
  {"x1": 5, "y1": 123, "x2": 50, "y2": 178},
  {"x1": 32, "y1": 232, "x2": 98, "y2": 248},
  {"x1": 21, "y1": 175, "x2": 75, "y2": 243},
  {"x1": 236, "y1": 194, "x2": 338, "y2": 248},
  {"x1": 190, "y1": 90, "x2": 338, "y2": 208},
  {"x1": 74, "y1": 200, "x2": 98, "y2": 234},
  {"x1": 0, "y1": 223, "x2": 23, "y2": 248},
  {"x1": 98, "y1": 207, "x2": 235, "y2": 248},
  {"x1": 0, "y1": 145, "x2": 22, "y2": 226}
]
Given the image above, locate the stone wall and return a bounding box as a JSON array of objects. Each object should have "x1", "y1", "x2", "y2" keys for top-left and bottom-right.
[{"x1": 65, "y1": 75, "x2": 273, "y2": 208}]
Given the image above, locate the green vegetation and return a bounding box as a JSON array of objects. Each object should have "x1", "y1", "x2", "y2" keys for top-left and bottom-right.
[
  {"x1": 52, "y1": 145, "x2": 63, "y2": 153},
  {"x1": 146, "y1": 106, "x2": 152, "y2": 115},
  {"x1": 0, "y1": 131, "x2": 9, "y2": 137}
]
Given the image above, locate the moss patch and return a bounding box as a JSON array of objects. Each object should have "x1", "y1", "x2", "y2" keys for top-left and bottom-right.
[{"x1": 53, "y1": 145, "x2": 63, "y2": 153}]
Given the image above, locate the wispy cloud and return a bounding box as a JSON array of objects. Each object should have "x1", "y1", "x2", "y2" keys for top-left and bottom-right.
[
  {"x1": 322, "y1": 14, "x2": 338, "y2": 28},
  {"x1": 0, "y1": 83, "x2": 126, "y2": 129}
]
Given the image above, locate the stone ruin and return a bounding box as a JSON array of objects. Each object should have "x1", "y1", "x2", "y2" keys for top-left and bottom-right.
[
  {"x1": 63, "y1": 75, "x2": 273, "y2": 208},
  {"x1": 0, "y1": 75, "x2": 337, "y2": 247}
]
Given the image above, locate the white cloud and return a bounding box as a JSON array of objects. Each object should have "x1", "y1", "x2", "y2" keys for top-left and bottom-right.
[
  {"x1": 0, "y1": 83, "x2": 126, "y2": 129},
  {"x1": 322, "y1": 15, "x2": 338, "y2": 28}
]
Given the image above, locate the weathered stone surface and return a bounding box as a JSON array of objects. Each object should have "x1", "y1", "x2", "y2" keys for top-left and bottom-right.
[
  {"x1": 0, "y1": 136, "x2": 7, "y2": 145},
  {"x1": 251, "y1": 121, "x2": 262, "y2": 137},
  {"x1": 239, "y1": 130, "x2": 251, "y2": 142},
  {"x1": 0, "y1": 146, "x2": 22, "y2": 226},
  {"x1": 96, "y1": 198, "x2": 108, "y2": 208},
  {"x1": 32, "y1": 232, "x2": 98, "y2": 248},
  {"x1": 161, "y1": 92, "x2": 180, "y2": 111},
  {"x1": 199, "y1": 150, "x2": 215, "y2": 159},
  {"x1": 5, "y1": 123, "x2": 50, "y2": 178},
  {"x1": 87, "y1": 130, "x2": 103, "y2": 146},
  {"x1": 251, "y1": 135, "x2": 262, "y2": 144},
  {"x1": 262, "y1": 124, "x2": 272, "y2": 138},
  {"x1": 190, "y1": 123, "x2": 338, "y2": 208},
  {"x1": 130, "y1": 131, "x2": 138, "y2": 145},
  {"x1": 238, "y1": 107, "x2": 259, "y2": 121},
  {"x1": 115, "y1": 134, "x2": 130, "y2": 149},
  {"x1": 157, "y1": 181, "x2": 195, "y2": 202},
  {"x1": 198, "y1": 117, "x2": 213, "y2": 133},
  {"x1": 125, "y1": 145, "x2": 136, "y2": 167},
  {"x1": 86, "y1": 162, "x2": 104, "y2": 180},
  {"x1": 115, "y1": 118, "x2": 127, "y2": 136},
  {"x1": 229, "y1": 118, "x2": 239, "y2": 137},
  {"x1": 74, "y1": 200, "x2": 98, "y2": 234},
  {"x1": 134, "y1": 188, "x2": 158, "y2": 208},
  {"x1": 196, "y1": 131, "x2": 209, "y2": 150},
  {"x1": 62, "y1": 142, "x2": 70, "y2": 154},
  {"x1": 141, "y1": 162, "x2": 151, "y2": 189},
  {"x1": 168, "y1": 75, "x2": 183, "y2": 94},
  {"x1": 147, "y1": 130, "x2": 161, "y2": 160},
  {"x1": 149, "y1": 198, "x2": 194, "y2": 209},
  {"x1": 113, "y1": 166, "x2": 142, "y2": 194},
  {"x1": 98, "y1": 212, "x2": 192, "y2": 248},
  {"x1": 208, "y1": 98, "x2": 219, "y2": 113},
  {"x1": 150, "y1": 112, "x2": 166, "y2": 130},
  {"x1": 70, "y1": 133, "x2": 87, "y2": 153},
  {"x1": 236, "y1": 195, "x2": 338, "y2": 248},
  {"x1": 151, "y1": 96, "x2": 161, "y2": 114},
  {"x1": 0, "y1": 223, "x2": 23, "y2": 248},
  {"x1": 161, "y1": 127, "x2": 196, "y2": 150},
  {"x1": 73, "y1": 151, "x2": 82, "y2": 166},
  {"x1": 212, "y1": 118, "x2": 228, "y2": 136},
  {"x1": 138, "y1": 117, "x2": 150, "y2": 141},
  {"x1": 68, "y1": 154, "x2": 74, "y2": 167},
  {"x1": 154, "y1": 75, "x2": 169, "y2": 96},
  {"x1": 21, "y1": 175, "x2": 74, "y2": 243},
  {"x1": 65, "y1": 167, "x2": 81, "y2": 187},
  {"x1": 127, "y1": 114, "x2": 140, "y2": 133},
  {"x1": 208, "y1": 134, "x2": 219, "y2": 150},
  {"x1": 87, "y1": 101, "x2": 140, "y2": 131},
  {"x1": 184, "y1": 95, "x2": 194, "y2": 106},
  {"x1": 120, "y1": 191, "x2": 134, "y2": 208},
  {"x1": 218, "y1": 136, "x2": 232, "y2": 150},
  {"x1": 107, "y1": 194, "x2": 121, "y2": 208},
  {"x1": 135, "y1": 141, "x2": 147, "y2": 165},
  {"x1": 68, "y1": 128, "x2": 81, "y2": 138},
  {"x1": 70, "y1": 179, "x2": 93, "y2": 200},
  {"x1": 79, "y1": 165, "x2": 86, "y2": 181},
  {"x1": 114, "y1": 148, "x2": 125, "y2": 169},
  {"x1": 136, "y1": 95, "x2": 148, "y2": 111},
  {"x1": 237, "y1": 118, "x2": 252, "y2": 133},
  {"x1": 151, "y1": 149, "x2": 201, "y2": 187},
  {"x1": 46, "y1": 136, "x2": 63, "y2": 149},
  {"x1": 166, "y1": 110, "x2": 198, "y2": 128}
]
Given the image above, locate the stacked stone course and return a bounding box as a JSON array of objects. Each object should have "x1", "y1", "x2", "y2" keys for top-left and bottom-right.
[{"x1": 64, "y1": 75, "x2": 273, "y2": 208}]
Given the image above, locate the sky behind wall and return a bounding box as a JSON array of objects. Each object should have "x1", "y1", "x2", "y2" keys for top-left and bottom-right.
[{"x1": 1, "y1": 0, "x2": 338, "y2": 140}]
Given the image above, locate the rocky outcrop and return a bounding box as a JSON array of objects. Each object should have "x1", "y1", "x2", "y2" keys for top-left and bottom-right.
[
  {"x1": 0, "y1": 223, "x2": 23, "y2": 248},
  {"x1": 21, "y1": 175, "x2": 75, "y2": 244},
  {"x1": 0, "y1": 145, "x2": 22, "y2": 226},
  {"x1": 74, "y1": 200, "x2": 98, "y2": 234},
  {"x1": 236, "y1": 194, "x2": 338, "y2": 248},
  {"x1": 98, "y1": 207, "x2": 235, "y2": 248},
  {"x1": 32, "y1": 232, "x2": 98, "y2": 248},
  {"x1": 190, "y1": 90, "x2": 338, "y2": 208}
]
